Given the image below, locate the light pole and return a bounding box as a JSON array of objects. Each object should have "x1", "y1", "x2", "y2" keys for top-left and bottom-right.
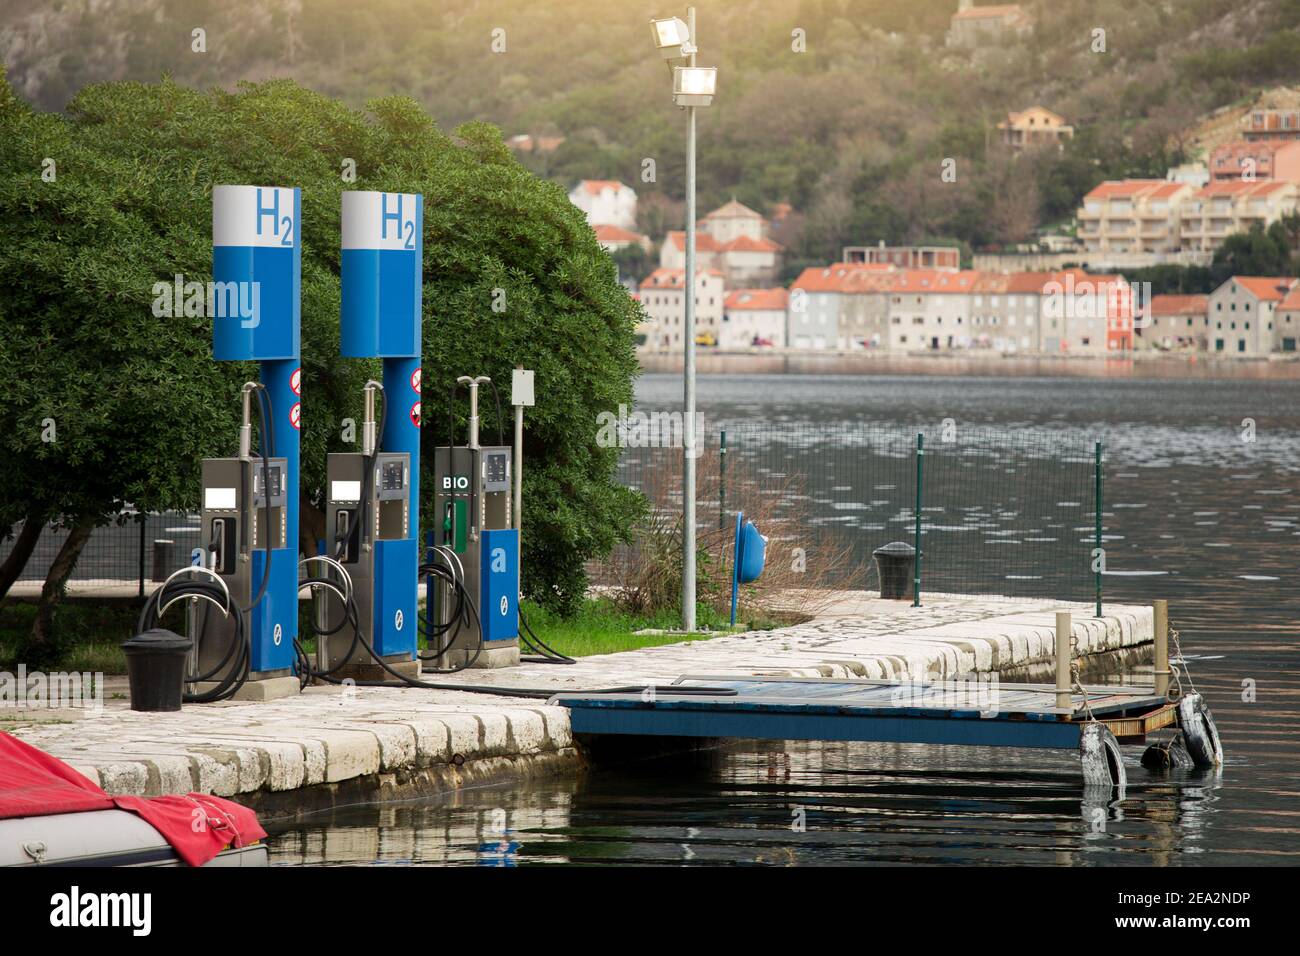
[{"x1": 650, "y1": 9, "x2": 716, "y2": 633}]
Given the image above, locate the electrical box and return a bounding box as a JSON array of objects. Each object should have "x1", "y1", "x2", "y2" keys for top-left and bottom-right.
[
  {"x1": 321, "y1": 450, "x2": 416, "y2": 671},
  {"x1": 198, "y1": 456, "x2": 291, "y2": 680}
]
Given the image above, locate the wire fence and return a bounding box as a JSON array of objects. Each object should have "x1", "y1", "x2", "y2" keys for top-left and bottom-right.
[
  {"x1": 613, "y1": 423, "x2": 1105, "y2": 607},
  {"x1": 1, "y1": 511, "x2": 204, "y2": 595}
]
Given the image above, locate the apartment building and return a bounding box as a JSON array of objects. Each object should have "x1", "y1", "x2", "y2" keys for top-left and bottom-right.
[
  {"x1": 843, "y1": 243, "x2": 961, "y2": 270},
  {"x1": 1078, "y1": 180, "x2": 1194, "y2": 253},
  {"x1": 720, "y1": 288, "x2": 789, "y2": 348},
  {"x1": 1208, "y1": 139, "x2": 1300, "y2": 183},
  {"x1": 1276, "y1": 286, "x2": 1300, "y2": 352},
  {"x1": 637, "y1": 267, "x2": 725, "y2": 348},
  {"x1": 1038, "y1": 269, "x2": 1133, "y2": 354},
  {"x1": 1180, "y1": 181, "x2": 1299, "y2": 252},
  {"x1": 1205, "y1": 276, "x2": 1297, "y2": 355},
  {"x1": 1242, "y1": 108, "x2": 1300, "y2": 142},
  {"x1": 946, "y1": 2, "x2": 1032, "y2": 48},
  {"x1": 787, "y1": 263, "x2": 873, "y2": 349}
]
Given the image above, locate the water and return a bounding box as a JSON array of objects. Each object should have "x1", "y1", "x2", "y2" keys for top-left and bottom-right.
[{"x1": 268, "y1": 374, "x2": 1300, "y2": 866}]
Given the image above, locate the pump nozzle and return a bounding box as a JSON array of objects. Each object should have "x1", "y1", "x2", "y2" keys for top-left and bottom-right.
[{"x1": 237, "y1": 381, "x2": 259, "y2": 459}]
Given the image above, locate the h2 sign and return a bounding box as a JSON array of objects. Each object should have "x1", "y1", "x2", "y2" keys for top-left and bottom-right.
[{"x1": 340, "y1": 191, "x2": 424, "y2": 359}]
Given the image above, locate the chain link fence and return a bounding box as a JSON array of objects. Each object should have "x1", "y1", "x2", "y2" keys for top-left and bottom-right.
[
  {"x1": 612, "y1": 423, "x2": 1105, "y2": 607},
  {"x1": 1, "y1": 511, "x2": 204, "y2": 595}
]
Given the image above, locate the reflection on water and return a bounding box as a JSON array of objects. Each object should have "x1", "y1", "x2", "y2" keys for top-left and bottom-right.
[{"x1": 268, "y1": 374, "x2": 1300, "y2": 866}]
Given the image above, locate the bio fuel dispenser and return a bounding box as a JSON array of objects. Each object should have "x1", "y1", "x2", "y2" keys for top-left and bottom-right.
[
  {"x1": 192, "y1": 185, "x2": 303, "y2": 700},
  {"x1": 316, "y1": 191, "x2": 423, "y2": 680},
  {"x1": 432, "y1": 376, "x2": 521, "y2": 668}
]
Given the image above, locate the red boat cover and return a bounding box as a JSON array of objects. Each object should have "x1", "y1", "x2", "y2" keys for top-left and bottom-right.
[{"x1": 0, "y1": 731, "x2": 267, "y2": 867}]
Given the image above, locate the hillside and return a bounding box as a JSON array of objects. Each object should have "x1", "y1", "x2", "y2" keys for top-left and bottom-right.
[{"x1": 4, "y1": 0, "x2": 1300, "y2": 274}]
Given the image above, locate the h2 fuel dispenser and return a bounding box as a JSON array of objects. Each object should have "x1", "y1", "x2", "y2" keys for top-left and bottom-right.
[
  {"x1": 431, "y1": 376, "x2": 521, "y2": 669},
  {"x1": 313, "y1": 191, "x2": 424, "y2": 681},
  {"x1": 167, "y1": 185, "x2": 302, "y2": 702}
]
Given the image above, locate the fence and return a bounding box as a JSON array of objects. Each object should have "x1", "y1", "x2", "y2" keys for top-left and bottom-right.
[
  {"x1": 1, "y1": 511, "x2": 204, "y2": 596},
  {"x1": 614, "y1": 423, "x2": 1105, "y2": 608}
]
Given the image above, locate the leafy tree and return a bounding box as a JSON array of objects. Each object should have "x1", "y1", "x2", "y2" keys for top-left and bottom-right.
[{"x1": 0, "y1": 75, "x2": 644, "y2": 661}]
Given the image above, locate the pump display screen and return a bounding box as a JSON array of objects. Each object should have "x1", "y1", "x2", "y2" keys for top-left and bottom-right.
[
  {"x1": 254, "y1": 465, "x2": 282, "y2": 498},
  {"x1": 381, "y1": 461, "x2": 405, "y2": 491},
  {"x1": 485, "y1": 453, "x2": 508, "y2": 484}
]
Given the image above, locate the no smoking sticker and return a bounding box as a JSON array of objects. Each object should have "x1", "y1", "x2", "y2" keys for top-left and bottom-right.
[
  {"x1": 410, "y1": 368, "x2": 421, "y2": 393},
  {"x1": 289, "y1": 402, "x2": 301, "y2": 430},
  {"x1": 410, "y1": 401, "x2": 421, "y2": 427},
  {"x1": 290, "y1": 367, "x2": 302, "y2": 395}
]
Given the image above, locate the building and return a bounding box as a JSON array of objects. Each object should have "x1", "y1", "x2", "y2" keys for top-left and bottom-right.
[
  {"x1": 1077, "y1": 180, "x2": 1194, "y2": 254},
  {"x1": 843, "y1": 243, "x2": 961, "y2": 270},
  {"x1": 1136, "y1": 294, "x2": 1208, "y2": 351},
  {"x1": 568, "y1": 180, "x2": 638, "y2": 231},
  {"x1": 721, "y1": 288, "x2": 789, "y2": 348},
  {"x1": 592, "y1": 224, "x2": 651, "y2": 254},
  {"x1": 1242, "y1": 108, "x2": 1300, "y2": 142},
  {"x1": 1208, "y1": 140, "x2": 1300, "y2": 183},
  {"x1": 1180, "y1": 181, "x2": 1299, "y2": 253},
  {"x1": 637, "y1": 267, "x2": 725, "y2": 348},
  {"x1": 507, "y1": 133, "x2": 566, "y2": 154},
  {"x1": 787, "y1": 263, "x2": 888, "y2": 349},
  {"x1": 660, "y1": 199, "x2": 784, "y2": 287},
  {"x1": 1038, "y1": 269, "x2": 1133, "y2": 354},
  {"x1": 881, "y1": 269, "x2": 985, "y2": 351},
  {"x1": 997, "y1": 107, "x2": 1074, "y2": 150},
  {"x1": 1276, "y1": 286, "x2": 1300, "y2": 352},
  {"x1": 946, "y1": 2, "x2": 1032, "y2": 48},
  {"x1": 1205, "y1": 276, "x2": 1298, "y2": 355},
  {"x1": 1167, "y1": 163, "x2": 1210, "y2": 188}
]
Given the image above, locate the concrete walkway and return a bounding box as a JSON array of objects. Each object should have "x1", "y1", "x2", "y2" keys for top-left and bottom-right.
[{"x1": 3, "y1": 594, "x2": 1152, "y2": 811}]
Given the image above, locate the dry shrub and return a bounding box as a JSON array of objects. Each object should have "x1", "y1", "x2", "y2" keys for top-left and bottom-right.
[{"x1": 593, "y1": 442, "x2": 858, "y2": 623}]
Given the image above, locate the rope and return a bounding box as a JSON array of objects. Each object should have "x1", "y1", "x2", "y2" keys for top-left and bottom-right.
[{"x1": 1166, "y1": 619, "x2": 1198, "y2": 701}]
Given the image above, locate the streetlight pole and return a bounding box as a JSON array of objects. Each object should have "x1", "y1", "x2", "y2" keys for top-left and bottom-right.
[{"x1": 681, "y1": 5, "x2": 697, "y2": 634}]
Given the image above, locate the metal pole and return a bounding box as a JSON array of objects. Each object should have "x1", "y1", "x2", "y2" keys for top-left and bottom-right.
[
  {"x1": 681, "y1": 4, "x2": 698, "y2": 634},
  {"x1": 718, "y1": 428, "x2": 726, "y2": 531},
  {"x1": 137, "y1": 512, "x2": 146, "y2": 601},
  {"x1": 513, "y1": 405, "x2": 524, "y2": 531},
  {"x1": 1153, "y1": 598, "x2": 1170, "y2": 698},
  {"x1": 1055, "y1": 611, "x2": 1073, "y2": 711},
  {"x1": 912, "y1": 432, "x2": 923, "y2": 608},
  {"x1": 1094, "y1": 440, "x2": 1103, "y2": 618}
]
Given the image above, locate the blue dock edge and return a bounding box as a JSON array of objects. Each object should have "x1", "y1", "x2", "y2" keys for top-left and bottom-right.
[{"x1": 549, "y1": 677, "x2": 1173, "y2": 752}]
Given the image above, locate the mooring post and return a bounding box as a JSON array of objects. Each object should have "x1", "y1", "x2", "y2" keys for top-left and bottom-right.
[
  {"x1": 912, "y1": 432, "x2": 923, "y2": 608},
  {"x1": 1153, "y1": 598, "x2": 1170, "y2": 698},
  {"x1": 1055, "y1": 611, "x2": 1073, "y2": 711},
  {"x1": 1094, "y1": 440, "x2": 1103, "y2": 618},
  {"x1": 719, "y1": 428, "x2": 727, "y2": 531}
]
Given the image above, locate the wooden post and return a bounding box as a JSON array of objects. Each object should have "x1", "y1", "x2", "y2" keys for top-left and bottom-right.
[
  {"x1": 1055, "y1": 611, "x2": 1072, "y2": 711},
  {"x1": 1153, "y1": 599, "x2": 1170, "y2": 698}
]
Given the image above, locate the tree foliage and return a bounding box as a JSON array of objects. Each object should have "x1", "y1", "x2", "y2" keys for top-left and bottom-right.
[{"x1": 0, "y1": 72, "x2": 644, "y2": 626}]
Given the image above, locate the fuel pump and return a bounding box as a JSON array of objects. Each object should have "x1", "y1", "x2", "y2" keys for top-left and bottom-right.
[
  {"x1": 431, "y1": 376, "x2": 521, "y2": 669},
  {"x1": 315, "y1": 380, "x2": 419, "y2": 680},
  {"x1": 134, "y1": 184, "x2": 303, "y2": 703}
]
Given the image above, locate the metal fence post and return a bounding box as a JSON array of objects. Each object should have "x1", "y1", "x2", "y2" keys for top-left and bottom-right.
[
  {"x1": 913, "y1": 432, "x2": 923, "y2": 608},
  {"x1": 719, "y1": 428, "x2": 727, "y2": 531},
  {"x1": 137, "y1": 512, "x2": 146, "y2": 601},
  {"x1": 1094, "y1": 440, "x2": 1103, "y2": 618}
]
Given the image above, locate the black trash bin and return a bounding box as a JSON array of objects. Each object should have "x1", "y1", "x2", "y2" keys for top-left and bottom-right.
[
  {"x1": 122, "y1": 628, "x2": 193, "y2": 712},
  {"x1": 872, "y1": 541, "x2": 919, "y2": 600}
]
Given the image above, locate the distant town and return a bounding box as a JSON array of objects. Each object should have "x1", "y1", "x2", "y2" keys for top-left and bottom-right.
[{"x1": 539, "y1": 0, "x2": 1300, "y2": 361}]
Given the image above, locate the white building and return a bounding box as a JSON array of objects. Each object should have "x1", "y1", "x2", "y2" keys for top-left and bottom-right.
[
  {"x1": 721, "y1": 288, "x2": 788, "y2": 348},
  {"x1": 1205, "y1": 276, "x2": 1298, "y2": 355},
  {"x1": 638, "y1": 267, "x2": 725, "y2": 348},
  {"x1": 569, "y1": 180, "x2": 638, "y2": 231}
]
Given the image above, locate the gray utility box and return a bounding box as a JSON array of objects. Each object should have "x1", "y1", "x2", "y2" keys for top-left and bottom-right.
[
  {"x1": 320, "y1": 451, "x2": 415, "y2": 678},
  {"x1": 431, "y1": 445, "x2": 518, "y2": 666},
  {"x1": 197, "y1": 456, "x2": 288, "y2": 682}
]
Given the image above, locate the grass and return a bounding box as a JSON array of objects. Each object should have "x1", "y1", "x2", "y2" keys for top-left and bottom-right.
[{"x1": 0, "y1": 593, "x2": 804, "y2": 673}]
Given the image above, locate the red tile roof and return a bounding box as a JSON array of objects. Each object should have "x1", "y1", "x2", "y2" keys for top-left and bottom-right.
[
  {"x1": 639, "y1": 267, "x2": 725, "y2": 290},
  {"x1": 725, "y1": 288, "x2": 789, "y2": 310},
  {"x1": 593, "y1": 224, "x2": 645, "y2": 243},
  {"x1": 1083, "y1": 180, "x2": 1170, "y2": 201},
  {"x1": 665, "y1": 230, "x2": 721, "y2": 253},
  {"x1": 578, "y1": 179, "x2": 629, "y2": 195},
  {"x1": 1150, "y1": 294, "x2": 1208, "y2": 316},
  {"x1": 790, "y1": 263, "x2": 894, "y2": 293},
  {"x1": 1194, "y1": 180, "x2": 1293, "y2": 198},
  {"x1": 720, "y1": 234, "x2": 782, "y2": 253},
  {"x1": 1279, "y1": 286, "x2": 1300, "y2": 311},
  {"x1": 1231, "y1": 276, "x2": 1297, "y2": 301},
  {"x1": 702, "y1": 199, "x2": 764, "y2": 220}
]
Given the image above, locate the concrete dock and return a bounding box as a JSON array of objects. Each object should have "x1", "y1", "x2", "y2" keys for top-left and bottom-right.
[{"x1": 2, "y1": 593, "x2": 1152, "y2": 816}]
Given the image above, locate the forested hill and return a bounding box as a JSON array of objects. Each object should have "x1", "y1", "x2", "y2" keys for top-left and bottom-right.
[{"x1": 5, "y1": 0, "x2": 1300, "y2": 270}]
